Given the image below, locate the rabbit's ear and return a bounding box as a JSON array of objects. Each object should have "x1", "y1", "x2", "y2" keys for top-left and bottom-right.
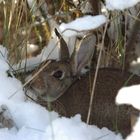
[
  {"x1": 71, "y1": 34, "x2": 96, "y2": 75},
  {"x1": 55, "y1": 28, "x2": 70, "y2": 61}
]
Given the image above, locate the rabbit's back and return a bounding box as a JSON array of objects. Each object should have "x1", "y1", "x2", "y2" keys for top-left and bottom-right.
[{"x1": 53, "y1": 68, "x2": 140, "y2": 137}]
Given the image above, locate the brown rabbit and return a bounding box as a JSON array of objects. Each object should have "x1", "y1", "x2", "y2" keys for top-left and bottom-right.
[{"x1": 29, "y1": 30, "x2": 140, "y2": 138}]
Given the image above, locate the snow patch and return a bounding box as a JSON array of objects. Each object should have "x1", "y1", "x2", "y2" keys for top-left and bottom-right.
[
  {"x1": 59, "y1": 15, "x2": 107, "y2": 37},
  {"x1": 106, "y1": 0, "x2": 140, "y2": 10},
  {"x1": 116, "y1": 84, "x2": 140, "y2": 110}
]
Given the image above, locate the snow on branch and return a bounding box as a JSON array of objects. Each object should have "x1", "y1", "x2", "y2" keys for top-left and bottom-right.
[
  {"x1": 59, "y1": 15, "x2": 107, "y2": 37},
  {"x1": 105, "y1": 0, "x2": 140, "y2": 10}
]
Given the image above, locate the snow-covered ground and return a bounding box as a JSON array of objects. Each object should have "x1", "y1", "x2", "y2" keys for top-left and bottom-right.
[{"x1": 0, "y1": 46, "x2": 124, "y2": 140}]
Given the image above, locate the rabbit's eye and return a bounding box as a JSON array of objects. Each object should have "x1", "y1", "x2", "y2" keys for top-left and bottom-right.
[{"x1": 52, "y1": 70, "x2": 64, "y2": 80}]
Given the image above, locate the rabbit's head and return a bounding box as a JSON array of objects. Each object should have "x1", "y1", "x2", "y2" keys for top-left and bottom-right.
[{"x1": 29, "y1": 29, "x2": 96, "y2": 102}]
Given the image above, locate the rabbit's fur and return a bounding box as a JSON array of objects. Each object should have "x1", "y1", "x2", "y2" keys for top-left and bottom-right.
[
  {"x1": 29, "y1": 30, "x2": 140, "y2": 137},
  {"x1": 52, "y1": 68, "x2": 139, "y2": 137}
]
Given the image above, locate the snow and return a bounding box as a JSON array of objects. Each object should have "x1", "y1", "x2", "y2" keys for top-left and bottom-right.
[
  {"x1": 116, "y1": 84, "x2": 140, "y2": 140},
  {"x1": 44, "y1": 115, "x2": 122, "y2": 140},
  {"x1": 129, "y1": 58, "x2": 140, "y2": 75},
  {"x1": 0, "y1": 45, "x2": 124, "y2": 140},
  {"x1": 59, "y1": 15, "x2": 107, "y2": 37},
  {"x1": 116, "y1": 85, "x2": 140, "y2": 110},
  {"x1": 105, "y1": 0, "x2": 140, "y2": 10}
]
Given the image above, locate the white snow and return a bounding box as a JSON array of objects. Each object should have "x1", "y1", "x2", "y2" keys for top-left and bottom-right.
[
  {"x1": 44, "y1": 115, "x2": 122, "y2": 140},
  {"x1": 116, "y1": 85, "x2": 140, "y2": 110},
  {"x1": 129, "y1": 58, "x2": 140, "y2": 75},
  {"x1": 59, "y1": 15, "x2": 107, "y2": 37},
  {"x1": 0, "y1": 45, "x2": 124, "y2": 140},
  {"x1": 105, "y1": 0, "x2": 140, "y2": 10}
]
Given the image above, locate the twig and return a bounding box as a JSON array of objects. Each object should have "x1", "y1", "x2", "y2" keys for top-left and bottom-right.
[{"x1": 86, "y1": 21, "x2": 109, "y2": 124}]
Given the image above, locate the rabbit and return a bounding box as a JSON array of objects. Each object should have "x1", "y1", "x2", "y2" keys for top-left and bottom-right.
[{"x1": 28, "y1": 29, "x2": 140, "y2": 138}]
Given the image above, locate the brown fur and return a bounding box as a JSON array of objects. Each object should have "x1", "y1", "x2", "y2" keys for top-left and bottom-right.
[{"x1": 41, "y1": 68, "x2": 140, "y2": 138}]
